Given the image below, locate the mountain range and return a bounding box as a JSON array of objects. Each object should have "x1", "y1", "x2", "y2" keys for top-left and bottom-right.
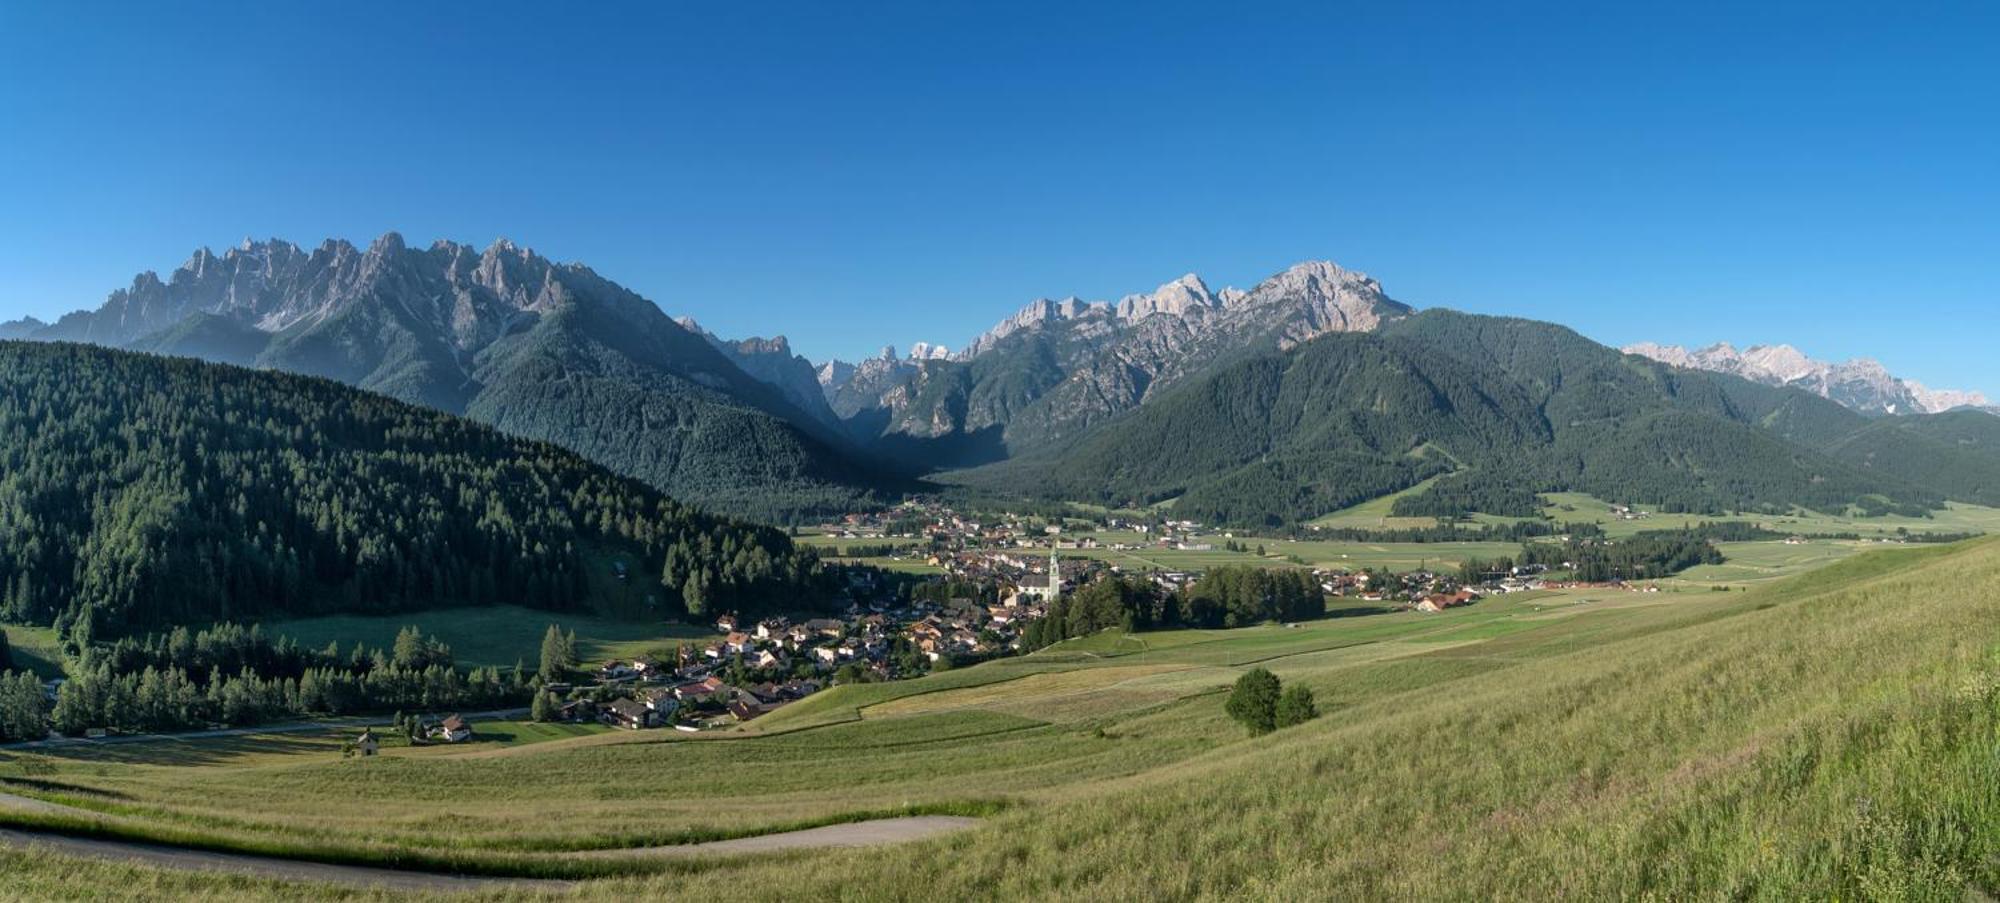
[
  {"x1": 1624, "y1": 341, "x2": 1995, "y2": 416},
  {"x1": 8, "y1": 235, "x2": 900, "y2": 521},
  {"x1": 817, "y1": 261, "x2": 1411, "y2": 466},
  {"x1": 15, "y1": 235, "x2": 2000, "y2": 529}
]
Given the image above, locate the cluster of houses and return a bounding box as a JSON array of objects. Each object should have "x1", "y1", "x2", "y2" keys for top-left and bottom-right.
[
  {"x1": 549, "y1": 656, "x2": 826, "y2": 730},
  {"x1": 1317, "y1": 569, "x2": 1480, "y2": 605},
  {"x1": 534, "y1": 596, "x2": 1044, "y2": 732}
]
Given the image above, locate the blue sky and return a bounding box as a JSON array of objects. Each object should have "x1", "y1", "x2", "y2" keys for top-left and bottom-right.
[{"x1": 1, "y1": 2, "x2": 1995, "y2": 390}]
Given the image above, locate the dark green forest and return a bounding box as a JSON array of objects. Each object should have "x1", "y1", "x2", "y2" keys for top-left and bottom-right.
[{"x1": 0, "y1": 341, "x2": 830, "y2": 644}]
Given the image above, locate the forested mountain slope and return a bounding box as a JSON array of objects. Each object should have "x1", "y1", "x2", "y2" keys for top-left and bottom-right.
[
  {"x1": 958, "y1": 310, "x2": 1978, "y2": 525},
  {"x1": 26, "y1": 235, "x2": 897, "y2": 521},
  {"x1": 1822, "y1": 410, "x2": 2000, "y2": 507},
  {"x1": 955, "y1": 333, "x2": 1548, "y2": 524},
  {"x1": 0, "y1": 341, "x2": 827, "y2": 642}
]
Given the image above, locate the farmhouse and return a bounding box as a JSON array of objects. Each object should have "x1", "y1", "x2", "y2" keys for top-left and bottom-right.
[
  {"x1": 1415, "y1": 590, "x2": 1477, "y2": 613},
  {"x1": 432, "y1": 715, "x2": 473, "y2": 743},
  {"x1": 602, "y1": 698, "x2": 655, "y2": 730}
]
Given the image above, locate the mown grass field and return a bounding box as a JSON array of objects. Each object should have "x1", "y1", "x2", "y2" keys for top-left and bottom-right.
[
  {"x1": 262, "y1": 605, "x2": 715, "y2": 671},
  {"x1": 794, "y1": 531, "x2": 946, "y2": 574},
  {"x1": 1072, "y1": 531, "x2": 1523, "y2": 572},
  {"x1": 4, "y1": 539, "x2": 2000, "y2": 899}
]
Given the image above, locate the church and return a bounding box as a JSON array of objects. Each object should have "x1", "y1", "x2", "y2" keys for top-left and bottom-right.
[{"x1": 1005, "y1": 547, "x2": 1064, "y2": 608}]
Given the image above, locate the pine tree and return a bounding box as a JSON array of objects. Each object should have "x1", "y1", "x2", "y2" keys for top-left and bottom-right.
[{"x1": 538, "y1": 625, "x2": 568, "y2": 684}]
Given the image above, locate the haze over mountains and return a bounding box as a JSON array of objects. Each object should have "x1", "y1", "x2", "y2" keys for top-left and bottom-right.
[
  {"x1": 13, "y1": 233, "x2": 2000, "y2": 529},
  {"x1": 1625, "y1": 341, "x2": 1996, "y2": 416}
]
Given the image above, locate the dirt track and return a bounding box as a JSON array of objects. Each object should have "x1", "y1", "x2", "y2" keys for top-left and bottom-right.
[{"x1": 0, "y1": 792, "x2": 980, "y2": 891}]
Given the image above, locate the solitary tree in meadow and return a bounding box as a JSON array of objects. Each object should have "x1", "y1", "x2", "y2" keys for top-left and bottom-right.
[
  {"x1": 1225, "y1": 668, "x2": 1282, "y2": 735},
  {"x1": 1275, "y1": 684, "x2": 1318, "y2": 728}
]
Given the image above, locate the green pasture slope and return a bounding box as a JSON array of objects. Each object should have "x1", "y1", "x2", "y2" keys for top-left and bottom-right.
[{"x1": 2, "y1": 539, "x2": 1999, "y2": 899}]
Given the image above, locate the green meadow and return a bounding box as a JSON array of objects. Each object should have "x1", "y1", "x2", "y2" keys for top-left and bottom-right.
[
  {"x1": 3, "y1": 539, "x2": 1999, "y2": 898},
  {"x1": 262, "y1": 605, "x2": 715, "y2": 671}
]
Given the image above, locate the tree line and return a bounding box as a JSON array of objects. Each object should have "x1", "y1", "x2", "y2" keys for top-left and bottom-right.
[
  {"x1": 1514, "y1": 529, "x2": 1725, "y2": 583},
  {"x1": 0, "y1": 621, "x2": 530, "y2": 741},
  {"x1": 1021, "y1": 566, "x2": 1325, "y2": 648}
]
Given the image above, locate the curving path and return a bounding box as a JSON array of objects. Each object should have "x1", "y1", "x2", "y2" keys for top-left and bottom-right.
[{"x1": 0, "y1": 792, "x2": 980, "y2": 891}]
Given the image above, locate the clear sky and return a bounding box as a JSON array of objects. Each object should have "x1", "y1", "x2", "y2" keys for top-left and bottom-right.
[{"x1": 1, "y1": 2, "x2": 1995, "y2": 391}]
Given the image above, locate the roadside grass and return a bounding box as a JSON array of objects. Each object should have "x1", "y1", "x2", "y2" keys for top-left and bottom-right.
[{"x1": 261, "y1": 605, "x2": 714, "y2": 671}]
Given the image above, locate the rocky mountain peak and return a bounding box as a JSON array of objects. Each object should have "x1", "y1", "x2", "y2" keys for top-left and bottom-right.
[
  {"x1": 368, "y1": 231, "x2": 407, "y2": 255},
  {"x1": 1115, "y1": 273, "x2": 1218, "y2": 322},
  {"x1": 1625, "y1": 340, "x2": 1995, "y2": 416},
  {"x1": 955, "y1": 258, "x2": 1407, "y2": 361}
]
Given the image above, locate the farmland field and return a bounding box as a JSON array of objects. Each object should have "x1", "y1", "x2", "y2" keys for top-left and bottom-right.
[
  {"x1": 3, "y1": 539, "x2": 2000, "y2": 899},
  {"x1": 1071, "y1": 532, "x2": 1521, "y2": 572},
  {"x1": 1538, "y1": 492, "x2": 2000, "y2": 539}
]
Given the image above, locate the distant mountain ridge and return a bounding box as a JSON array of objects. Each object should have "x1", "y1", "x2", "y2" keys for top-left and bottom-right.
[
  {"x1": 817, "y1": 260, "x2": 1413, "y2": 463},
  {"x1": 956, "y1": 310, "x2": 1996, "y2": 526},
  {"x1": 23, "y1": 234, "x2": 898, "y2": 521},
  {"x1": 1625, "y1": 341, "x2": 1995, "y2": 416},
  {"x1": 26, "y1": 235, "x2": 2000, "y2": 529}
]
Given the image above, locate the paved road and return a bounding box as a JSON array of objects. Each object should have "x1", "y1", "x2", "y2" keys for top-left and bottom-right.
[
  {"x1": 0, "y1": 791, "x2": 981, "y2": 890},
  {"x1": 0, "y1": 708, "x2": 530, "y2": 751}
]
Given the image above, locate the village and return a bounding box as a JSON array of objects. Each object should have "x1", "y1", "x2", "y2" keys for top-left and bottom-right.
[{"x1": 517, "y1": 502, "x2": 1669, "y2": 736}]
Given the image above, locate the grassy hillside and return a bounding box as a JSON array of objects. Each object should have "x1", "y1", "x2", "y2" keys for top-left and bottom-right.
[{"x1": 5, "y1": 539, "x2": 2000, "y2": 898}]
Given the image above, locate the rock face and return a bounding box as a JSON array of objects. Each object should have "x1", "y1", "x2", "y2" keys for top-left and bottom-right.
[
  {"x1": 679, "y1": 318, "x2": 844, "y2": 430},
  {"x1": 822, "y1": 260, "x2": 1413, "y2": 461},
  {"x1": 1625, "y1": 341, "x2": 1995, "y2": 416},
  {"x1": 26, "y1": 234, "x2": 891, "y2": 519}
]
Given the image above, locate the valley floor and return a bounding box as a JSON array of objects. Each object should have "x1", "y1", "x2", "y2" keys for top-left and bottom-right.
[{"x1": 3, "y1": 539, "x2": 2000, "y2": 899}]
